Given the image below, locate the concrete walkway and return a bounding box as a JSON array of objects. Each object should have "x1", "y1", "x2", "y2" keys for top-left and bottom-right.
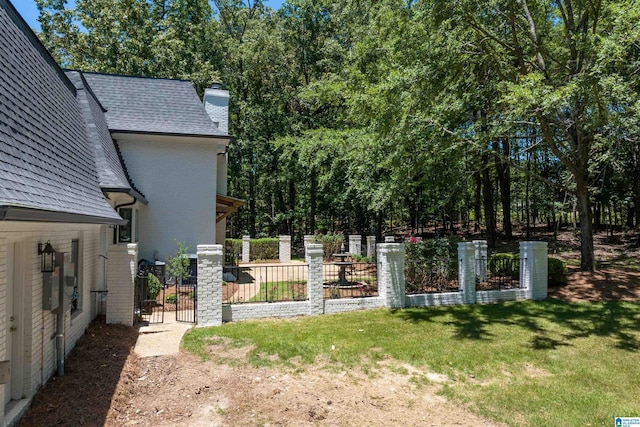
[{"x1": 134, "y1": 311, "x2": 192, "y2": 358}]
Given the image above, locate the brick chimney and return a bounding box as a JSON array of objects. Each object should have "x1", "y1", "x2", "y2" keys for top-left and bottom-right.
[{"x1": 203, "y1": 81, "x2": 229, "y2": 134}]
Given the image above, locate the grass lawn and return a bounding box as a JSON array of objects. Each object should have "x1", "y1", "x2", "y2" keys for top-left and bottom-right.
[
  {"x1": 248, "y1": 280, "x2": 308, "y2": 302},
  {"x1": 183, "y1": 300, "x2": 640, "y2": 426}
]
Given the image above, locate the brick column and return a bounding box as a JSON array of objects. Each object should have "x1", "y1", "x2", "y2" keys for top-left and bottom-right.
[
  {"x1": 348, "y1": 235, "x2": 362, "y2": 256},
  {"x1": 304, "y1": 235, "x2": 314, "y2": 263},
  {"x1": 106, "y1": 243, "x2": 137, "y2": 325},
  {"x1": 279, "y1": 235, "x2": 292, "y2": 263},
  {"x1": 307, "y1": 243, "x2": 324, "y2": 315},
  {"x1": 378, "y1": 243, "x2": 405, "y2": 308},
  {"x1": 458, "y1": 242, "x2": 476, "y2": 304},
  {"x1": 241, "y1": 235, "x2": 250, "y2": 263},
  {"x1": 197, "y1": 244, "x2": 224, "y2": 327},
  {"x1": 366, "y1": 236, "x2": 376, "y2": 259},
  {"x1": 472, "y1": 240, "x2": 488, "y2": 282},
  {"x1": 520, "y1": 241, "x2": 548, "y2": 300}
]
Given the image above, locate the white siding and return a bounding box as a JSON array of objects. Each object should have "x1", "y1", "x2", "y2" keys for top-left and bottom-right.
[
  {"x1": 117, "y1": 137, "x2": 218, "y2": 261},
  {"x1": 0, "y1": 222, "x2": 101, "y2": 417}
]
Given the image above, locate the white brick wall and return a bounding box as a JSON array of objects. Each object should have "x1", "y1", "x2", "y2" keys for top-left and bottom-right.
[
  {"x1": 241, "y1": 236, "x2": 250, "y2": 263},
  {"x1": 0, "y1": 222, "x2": 103, "y2": 416},
  {"x1": 279, "y1": 236, "x2": 291, "y2": 263},
  {"x1": 377, "y1": 243, "x2": 405, "y2": 308},
  {"x1": 405, "y1": 292, "x2": 465, "y2": 307},
  {"x1": 106, "y1": 243, "x2": 137, "y2": 325},
  {"x1": 348, "y1": 235, "x2": 362, "y2": 256},
  {"x1": 366, "y1": 236, "x2": 376, "y2": 259},
  {"x1": 458, "y1": 242, "x2": 476, "y2": 304},
  {"x1": 520, "y1": 241, "x2": 548, "y2": 300},
  {"x1": 197, "y1": 245, "x2": 223, "y2": 327},
  {"x1": 307, "y1": 244, "x2": 323, "y2": 316}
]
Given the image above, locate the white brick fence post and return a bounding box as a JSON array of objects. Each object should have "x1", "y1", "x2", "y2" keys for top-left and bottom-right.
[
  {"x1": 197, "y1": 244, "x2": 224, "y2": 327},
  {"x1": 279, "y1": 235, "x2": 292, "y2": 263},
  {"x1": 106, "y1": 243, "x2": 137, "y2": 325},
  {"x1": 458, "y1": 242, "x2": 476, "y2": 304},
  {"x1": 377, "y1": 243, "x2": 405, "y2": 308},
  {"x1": 473, "y1": 240, "x2": 488, "y2": 282},
  {"x1": 241, "y1": 235, "x2": 250, "y2": 263},
  {"x1": 304, "y1": 234, "x2": 314, "y2": 263},
  {"x1": 307, "y1": 243, "x2": 324, "y2": 315},
  {"x1": 520, "y1": 241, "x2": 548, "y2": 300},
  {"x1": 348, "y1": 235, "x2": 362, "y2": 256},
  {"x1": 366, "y1": 236, "x2": 376, "y2": 259}
]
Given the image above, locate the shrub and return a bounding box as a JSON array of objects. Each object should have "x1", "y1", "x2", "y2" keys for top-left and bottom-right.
[
  {"x1": 166, "y1": 293, "x2": 177, "y2": 304},
  {"x1": 167, "y1": 241, "x2": 191, "y2": 284},
  {"x1": 250, "y1": 238, "x2": 279, "y2": 261},
  {"x1": 352, "y1": 254, "x2": 372, "y2": 263},
  {"x1": 188, "y1": 290, "x2": 197, "y2": 301},
  {"x1": 147, "y1": 273, "x2": 162, "y2": 300},
  {"x1": 225, "y1": 239, "x2": 242, "y2": 265},
  {"x1": 314, "y1": 234, "x2": 344, "y2": 261},
  {"x1": 488, "y1": 253, "x2": 520, "y2": 279},
  {"x1": 548, "y1": 257, "x2": 568, "y2": 286}
]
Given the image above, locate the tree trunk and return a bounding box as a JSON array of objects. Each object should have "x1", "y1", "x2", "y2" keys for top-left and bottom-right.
[
  {"x1": 576, "y1": 180, "x2": 595, "y2": 271},
  {"x1": 474, "y1": 169, "x2": 482, "y2": 232},
  {"x1": 494, "y1": 139, "x2": 513, "y2": 238},
  {"x1": 482, "y1": 152, "x2": 496, "y2": 248}
]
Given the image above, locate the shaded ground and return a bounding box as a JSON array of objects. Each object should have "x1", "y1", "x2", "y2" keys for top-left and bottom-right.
[{"x1": 19, "y1": 230, "x2": 640, "y2": 426}]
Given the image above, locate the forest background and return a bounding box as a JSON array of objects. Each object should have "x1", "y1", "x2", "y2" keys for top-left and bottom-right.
[{"x1": 34, "y1": 0, "x2": 640, "y2": 271}]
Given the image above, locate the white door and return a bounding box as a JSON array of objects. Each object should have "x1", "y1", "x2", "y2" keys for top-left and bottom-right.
[{"x1": 5, "y1": 241, "x2": 24, "y2": 405}]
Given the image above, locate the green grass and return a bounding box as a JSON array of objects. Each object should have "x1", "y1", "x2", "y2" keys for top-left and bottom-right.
[
  {"x1": 248, "y1": 280, "x2": 308, "y2": 302},
  {"x1": 182, "y1": 300, "x2": 640, "y2": 426}
]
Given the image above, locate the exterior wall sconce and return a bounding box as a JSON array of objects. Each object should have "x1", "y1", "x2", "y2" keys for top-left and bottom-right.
[{"x1": 38, "y1": 241, "x2": 56, "y2": 273}]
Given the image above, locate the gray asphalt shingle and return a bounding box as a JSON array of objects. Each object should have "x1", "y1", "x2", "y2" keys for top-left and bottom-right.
[
  {"x1": 82, "y1": 73, "x2": 227, "y2": 137},
  {"x1": 0, "y1": 0, "x2": 122, "y2": 221}
]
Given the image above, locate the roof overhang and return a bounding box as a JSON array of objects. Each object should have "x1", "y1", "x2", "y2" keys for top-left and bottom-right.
[
  {"x1": 102, "y1": 187, "x2": 148, "y2": 204},
  {"x1": 111, "y1": 131, "x2": 232, "y2": 153},
  {"x1": 216, "y1": 194, "x2": 245, "y2": 223},
  {"x1": 0, "y1": 205, "x2": 126, "y2": 226}
]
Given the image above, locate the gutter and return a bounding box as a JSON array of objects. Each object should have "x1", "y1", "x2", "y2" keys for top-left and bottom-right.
[
  {"x1": 0, "y1": 205, "x2": 126, "y2": 226},
  {"x1": 102, "y1": 187, "x2": 148, "y2": 204}
]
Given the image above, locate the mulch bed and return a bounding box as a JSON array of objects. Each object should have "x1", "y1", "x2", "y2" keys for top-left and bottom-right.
[{"x1": 18, "y1": 320, "x2": 139, "y2": 427}]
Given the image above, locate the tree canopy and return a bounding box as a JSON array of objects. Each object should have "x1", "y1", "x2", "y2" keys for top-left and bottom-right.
[{"x1": 36, "y1": 0, "x2": 640, "y2": 270}]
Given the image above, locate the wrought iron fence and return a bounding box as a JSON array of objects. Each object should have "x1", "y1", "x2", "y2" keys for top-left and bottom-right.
[
  {"x1": 222, "y1": 264, "x2": 309, "y2": 304},
  {"x1": 134, "y1": 270, "x2": 165, "y2": 324},
  {"x1": 476, "y1": 254, "x2": 522, "y2": 290},
  {"x1": 322, "y1": 262, "x2": 378, "y2": 299},
  {"x1": 405, "y1": 258, "x2": 459, "y2": 294}
]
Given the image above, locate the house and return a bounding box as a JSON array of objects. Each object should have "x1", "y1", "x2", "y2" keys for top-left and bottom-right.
[{"x1": 0, "y1": 0, "x2": 234, "y2": 423}]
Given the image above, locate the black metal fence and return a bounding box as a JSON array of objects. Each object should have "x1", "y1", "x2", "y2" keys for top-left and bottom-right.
[
  {"x1": 322, "y1": 262, "x2": 378, "y2": 299},
  {"x1": 174, "y1": 280, "x2": 197, "y2": 322},
  {"x1": 134, "y1": 271, "x2": 165, "y2": 324},
  {"x1": 476, "y1": 254, "x2": 522, "y2": 290},
  {"x1": 222, "y1": 264, "x2": 309, "y2": 304},
  {"x1": 405, "y1": 258, "x2": 459, "y2": 294}
]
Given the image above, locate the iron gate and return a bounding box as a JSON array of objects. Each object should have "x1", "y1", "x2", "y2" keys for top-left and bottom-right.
[
  {"x1": 175, "y1": 275, "x2": 197, "y2": 323},
  {"x1": 134, "y1": 270, "x2": 165, "y2": 324}
]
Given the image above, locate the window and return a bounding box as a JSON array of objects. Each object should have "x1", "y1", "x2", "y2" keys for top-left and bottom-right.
[
  {"x1": 118, "y1": 208, "x2": 132, "y2": 242},
  {"x1": 70, "y1": 239, "x2": 80, "y2": 314}
]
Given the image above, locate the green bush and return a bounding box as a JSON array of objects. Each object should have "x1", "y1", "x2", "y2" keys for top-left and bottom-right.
[
  {"x1": 166, "y1": 293, "x2": 177, "y2": 304},
  {"x1": 352, "y1": 254, "x2": 372, "y2": 263},
  {"x1": 548, "y1": 257, "x2": 568, "y2": 286},
  {"x1": 488, "y1": 253, "x2": 520, "y2": 278},
  {"x1": 250, "y1": 238, "x2": 279, "y2": 261},
  {"x1": 147, "y1": 273, "x2": 162, "y2": 300},
  {"x1": 314, "y1": 234, "x2": 344, "y2": 261},
  {"x1": 188, "y1": 290, "x2": 197, "y2": 301},
  {"x1": 225, "y1": 239, "x2": 242, "y2": 265}
]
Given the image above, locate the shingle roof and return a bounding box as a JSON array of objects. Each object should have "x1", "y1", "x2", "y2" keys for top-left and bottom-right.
[
  {"x1": 0, "y1": 0, "x2": 122, "y2": 223},
  {"x1": 82, "y1": 72, "x2": 228, "y2": 137},
  {"x1": 65, "y1": 71, "x2": 146, "y2": 202}
]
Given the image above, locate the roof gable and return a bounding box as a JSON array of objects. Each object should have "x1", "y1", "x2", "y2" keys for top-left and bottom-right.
[
  {"x1": 0, "y1": 0, "x2": 122, "y2": 223},
  {"x1": 82, "y1": 73, "x2": 228, "y2": 138}
]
